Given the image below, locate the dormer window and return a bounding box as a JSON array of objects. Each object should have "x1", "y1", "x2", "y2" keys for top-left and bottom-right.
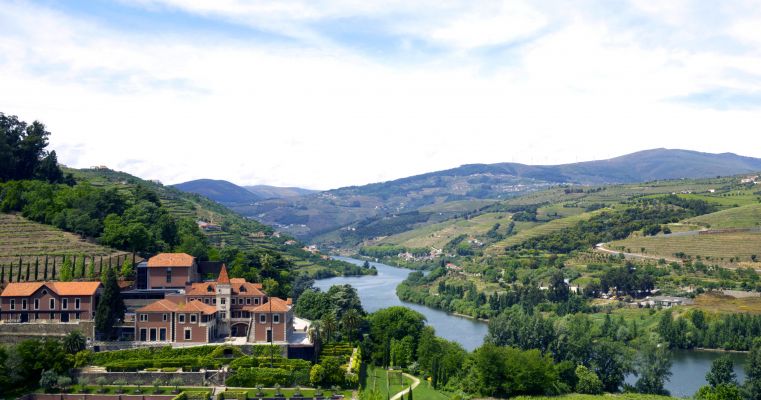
[
  {"x1": 207, "y1": 285, "x2": 213, "y2": 292},
  {"x1": 240, "y1": 286, "x2": 246, "y2": 292}
]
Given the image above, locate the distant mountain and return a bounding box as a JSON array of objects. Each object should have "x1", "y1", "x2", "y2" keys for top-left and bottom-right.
[
  {"x1": 487, "y1": 148, "x2": 761, "y2": 183},
  {"x1": 231, "y1": 149, "x2": 761, "y2": 239},
  {"x1": 245, "y1": 185, "x2": 317, "y2": 199},
  {"x1": 173, "y1": 179, "x2": 260, "y2": 204}
]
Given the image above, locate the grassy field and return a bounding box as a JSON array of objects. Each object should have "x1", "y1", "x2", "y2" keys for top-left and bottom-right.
[
  {"x1": 685, "y1": 204, "x2": 761, "y2": 229},
  {"x1": 0, "y1": 213, "x2": 129, "y2": 274},
  {"x1": 608, "y1": 231, "x2": 761, "y2": 264},
  {"x1": 363, "y1": 365, "x2": 416, "y2": 399},
  {"x1": 487, "y1": 210, "x2": 606, "y2": 253},
  {"x1": 412, "y1": 380, "x2": 450, "y2": 400},
  {"x1": 688, "y1": 292, "x2": 761, "y2": 314}
]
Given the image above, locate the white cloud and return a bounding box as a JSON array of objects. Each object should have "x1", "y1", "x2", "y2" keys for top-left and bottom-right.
[{"x1": 1, "y1": 1, "x2": 761, "y2": 189}]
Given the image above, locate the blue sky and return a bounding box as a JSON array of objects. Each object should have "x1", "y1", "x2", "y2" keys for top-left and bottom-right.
[{"x1": 1, "y1": 0, "x2": 761, "y2": 189}]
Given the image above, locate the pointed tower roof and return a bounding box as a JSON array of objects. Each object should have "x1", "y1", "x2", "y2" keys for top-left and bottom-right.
[{"x1": 217, "y1": 264, "x2": 230, "y2": 284}]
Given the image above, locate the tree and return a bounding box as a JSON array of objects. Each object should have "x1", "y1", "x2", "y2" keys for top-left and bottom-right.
[
  {"x1": 341, "y1": 308, "x2": 362, "y2": 342},
  {"x1": 39, "y1": 369, "x2": 58, "y2": 393},
  {"x1": 575, "y1": 365, "x2": 603, "y2": 394},
  {"x1": 633, "y1": 340, "x2": 672, "y2": 395},
  {"x1": 59, "y1": 257, "x2": 73, "y2": 282},
  {"x1": 170, "y1": 377, "x2": 183, "y2": 393},
  {"x1": 745, "y1": 338, "x2": 761, "y2": 400},
  {"x1": 696, "y1": 383, "x2": 743, "y2": 400},
  {"x1": 63, "y1": 331, "x2": 86, "y2": 354},
  {"x1": 321, "y1": 312, "x2": 338, "y2": 343},
  {"x1": 120, "y1": 259, "x2": 134, "y2": 278},
  {"x1": 96, "y1": 376, "x2": 108, "y2": 393},
  {"x1": 706, "y1": 356, "x2": 736, "y2": 387},
  {"x1": 95, "y1": 267, "x2": 125, "y2": 340},
  {"x1": 57, "y1": 376, "x2": 72, "y2": 393}
]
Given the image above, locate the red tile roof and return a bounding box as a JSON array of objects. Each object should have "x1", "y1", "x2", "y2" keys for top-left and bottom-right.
[
  {"x1": 217, "y1": 264, "x2": 230, "y2": 284},
  {"x1": 147, "y1": 253, "x2": 195, "y2": 268},
  {"x1": 0, "y1": 281, "x2": 101, "y2": 297},
  {"x1": 186, "y1": 280, "x2": 265, "y2": 296},
  {"x1": 245, "y1": 297, "x2": 291, "y2": 313},
  {"x1": 137, "y1": 299, "x2": 217, "y2": 315}
]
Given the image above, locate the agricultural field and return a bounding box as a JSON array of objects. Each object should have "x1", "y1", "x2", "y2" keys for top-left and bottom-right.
[
  {"x1": 377, "y1": 212, "x2": 517, "y2": 249},
  {"x1": 685, "y1": 203, "x2": 761, "y2": 229},
  {"x1": 688, "y1": 292, "x2": 761, "y2": 314},
  {"x1": 487, "y1": 209, "x2": 606, "y2": 253},
  {"x1": 608, "y1": 231, "x2": 761, "y2": 264},
  {"x1": 0, "y1": 212, "x2": 129, "y2": 271}
]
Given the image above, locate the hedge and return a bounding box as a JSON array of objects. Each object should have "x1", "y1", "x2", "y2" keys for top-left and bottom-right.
[
  {"x1": 173, "y1": 391, "x2": 211, "y2": 400},
  {"x1": 104, "y1": 357, "x2": 227, "y2": 372},
  {"x1": 92, "y1": 345, "x2": 243, "y2": 366},
  {"x1": 218, "y1": 390, "x2": 247, "y2": 400},
  {"x1": 226, "y1": 367, "x2": 309, "y2": 387},
  {"x1": 229, "y1": 356, "x2": 311, "y2": 372}
]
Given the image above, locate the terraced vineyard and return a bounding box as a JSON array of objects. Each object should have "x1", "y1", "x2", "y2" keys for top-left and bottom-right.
[
  {"x1": 486, "y1": 209, "x2": 606, "y2": 253},
  {"x1": 685, "y1": 203, "x2": 761, "y2": 229},
  {"x1": 377, "y1": 212, "x2": 517, "y2": 249},
  {"x1": 609, "y1": 231, "x2": 761, "y2": 264},
  {"x1": 0, "y1": 213, "x2": 130, "y2": 280}
]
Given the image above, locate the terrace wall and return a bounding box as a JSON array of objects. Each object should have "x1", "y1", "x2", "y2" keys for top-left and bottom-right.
[
  {"x1": 0, "y1": 320, "x2": 94, "y2": 344},
  {"x1": 23, "y1": 395, "x2": 177, "y2": 400}
]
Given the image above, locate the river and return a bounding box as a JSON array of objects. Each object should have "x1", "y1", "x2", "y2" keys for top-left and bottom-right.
[{"x1": 315, "y1": 257, "x2": 748, "y2": 398}]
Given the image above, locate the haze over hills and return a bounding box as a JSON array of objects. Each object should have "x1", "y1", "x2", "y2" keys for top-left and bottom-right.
[
  {"x1": 245, "y1": 185, "x2": 317, "y2": 200},
  {"x1": 173, "y1": 149, "x2": 761, "y2": 239},
  {"x1": 172, "y1": 179, "x2": 262, "y2": 204}
]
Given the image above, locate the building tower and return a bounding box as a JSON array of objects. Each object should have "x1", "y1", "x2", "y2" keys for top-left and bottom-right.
[{"x1": 215, "y1": 264, "x2": 232, "y2": 336}]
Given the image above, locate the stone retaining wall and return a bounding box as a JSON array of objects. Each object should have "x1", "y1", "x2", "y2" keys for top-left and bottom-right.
[
  {"x1": 0, "y1": 321, "x2": 94, "y2": 344},
  {"x1": 21, "y1": 395, "x2": 176, "y2": 400}
]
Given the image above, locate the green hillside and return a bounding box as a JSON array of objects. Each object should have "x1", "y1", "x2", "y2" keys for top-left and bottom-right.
[{"x1": 685, "y1": 203, "x2": 761, "y2": 229}]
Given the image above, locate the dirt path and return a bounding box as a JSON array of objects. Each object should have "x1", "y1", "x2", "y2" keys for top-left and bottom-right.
[
  {"x1": 594, "y1": 242, "x2": 682, "y2": 263},
  {"x1": 389, "y1": 373, "x2": 420, "y2": 400}
]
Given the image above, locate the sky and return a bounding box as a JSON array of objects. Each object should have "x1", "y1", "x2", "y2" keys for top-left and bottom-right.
[{"x1": 1, "y1": 1, "x2": 761, "y2": 190}]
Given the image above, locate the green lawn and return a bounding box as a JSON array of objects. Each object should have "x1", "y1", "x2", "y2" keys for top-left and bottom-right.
[
  {"x1": 362, "y1": 365, "x2": 415, "y2": 399},
  {"x1": 412, "y1": 380, "x2": 450, "y2": 400},
  {"x1": 239, "y1": 388, "x2": 353, "y2": 398}
]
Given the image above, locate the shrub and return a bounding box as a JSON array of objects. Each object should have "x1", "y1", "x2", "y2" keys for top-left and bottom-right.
[
  {"x1": 226, "y1": 367, "x2": 293, "y2": 387},
  {"x1": 220, "y1": 390, "x2": 247, "y2": 400}
]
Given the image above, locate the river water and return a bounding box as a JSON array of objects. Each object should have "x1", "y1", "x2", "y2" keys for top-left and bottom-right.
[{"x1": 315, "y1": 257, "x2": 748, "y2": 398}]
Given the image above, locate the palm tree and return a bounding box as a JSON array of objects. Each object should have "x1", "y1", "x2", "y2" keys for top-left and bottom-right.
[
  {"x1": 321, "y1": 312, "x2": 337, "y2": 343},
  {"x1": 341, "y1": 308, "x2": 362, "y2": 343},
  {"x1": 308, "y1": 320, "x2": 322, "y2": 347}
]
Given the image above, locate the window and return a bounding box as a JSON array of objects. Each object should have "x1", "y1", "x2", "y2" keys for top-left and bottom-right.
[
  {"x1": 220, "y1": 312, "x2": 226, "y2": 319},
  {"x1": 140, "y1": 314, "x2": 148, "y2": 322},
  {"x1": 140, "y1": 328, "x2": 147, "y2": 341},
  {"x1": 74, "y1": 298, "x2": 80, "y2": 310},
  {"x1": 22, "y1": 299, "x2": 27, "y2": 310},
  {"x1": 162, "y1": 313, "x2": 168, "y2": 322},
  {"x1": 9, "y1": 299, "x2": 15, "y2": 310},
  {"x1": 190, "y1": 314, "x2": 197, "y2": 323},
  {"x1": 159, "y1": 328, "x2": 167, "y2": 341},
  {"x1": 254, "y1": 298, "x2": 260, "y2": 305},
  {"x1": 246, "y1": 298, "x2": 251, "y2": 305},
  {"x1": 221, "y1": 298, "x2": 226, "y2": 305},
  {"x1": 49, "y1": 298, "x2": 55, "y2": 310},
  {"x1": 166, "y1": 268, "x2": 172, "y2": 283},
  {"x1": 184, "y1": 328, "x2": 192, "y2": 340},
  {"x1": 34, "y1": 299, "x2": 39, "y2": 310},
  {"x1": 62, "y1": 298, "x2": 68, "y2": 309},
  {"x1": 273, "y1": 314, "x2": 280, "y2": 323},
  {"x1": 178, "y1": 314, "x2": 185, "y2": 323},
  {"x1": 212, "y1": 298, "x2": 217, "y2": 305},
  {"x1": 42, "y1": 289, "x2": 47, "y2": 295},
  {"x1": 204, "y1": 298, "x2": 209, "y2": 304},
  {"x1": 259, "y1": 314, "x2": 266, "y2": 324}
]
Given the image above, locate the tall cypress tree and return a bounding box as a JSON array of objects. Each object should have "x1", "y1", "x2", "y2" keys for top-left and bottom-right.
[
  {"x1": 34, "y1": 257, "x2": 39, "y2": 281},
  {"x1": 43, "y1": 256, "x2": 49, "y2": 280},
  {"x1": 51, "y1": 257, "x2": 56, "y2": 280},
  {"x1": 25, "y1": 262, "x2": 30, "y2": 281},
  {"x1": 95, "y1": 267, "x2": 125, "y2": 340}
]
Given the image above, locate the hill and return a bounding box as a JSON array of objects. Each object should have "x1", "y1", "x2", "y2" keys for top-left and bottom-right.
[
  {"x1": 245, "y1": 185, "x2": 316, "y2": 199},
  {"x1": 70, "y1": 168, "x2": 369, "y2": 279},
  {"x1": 236, "y1": 149, "x2": 761, "y2": 240},
  {"x1": 172, "y1": 179, "x2": 260, "y2": 204},
  {"x1": 0, "y1": 213, "x2": 130, "y2": 277}
]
